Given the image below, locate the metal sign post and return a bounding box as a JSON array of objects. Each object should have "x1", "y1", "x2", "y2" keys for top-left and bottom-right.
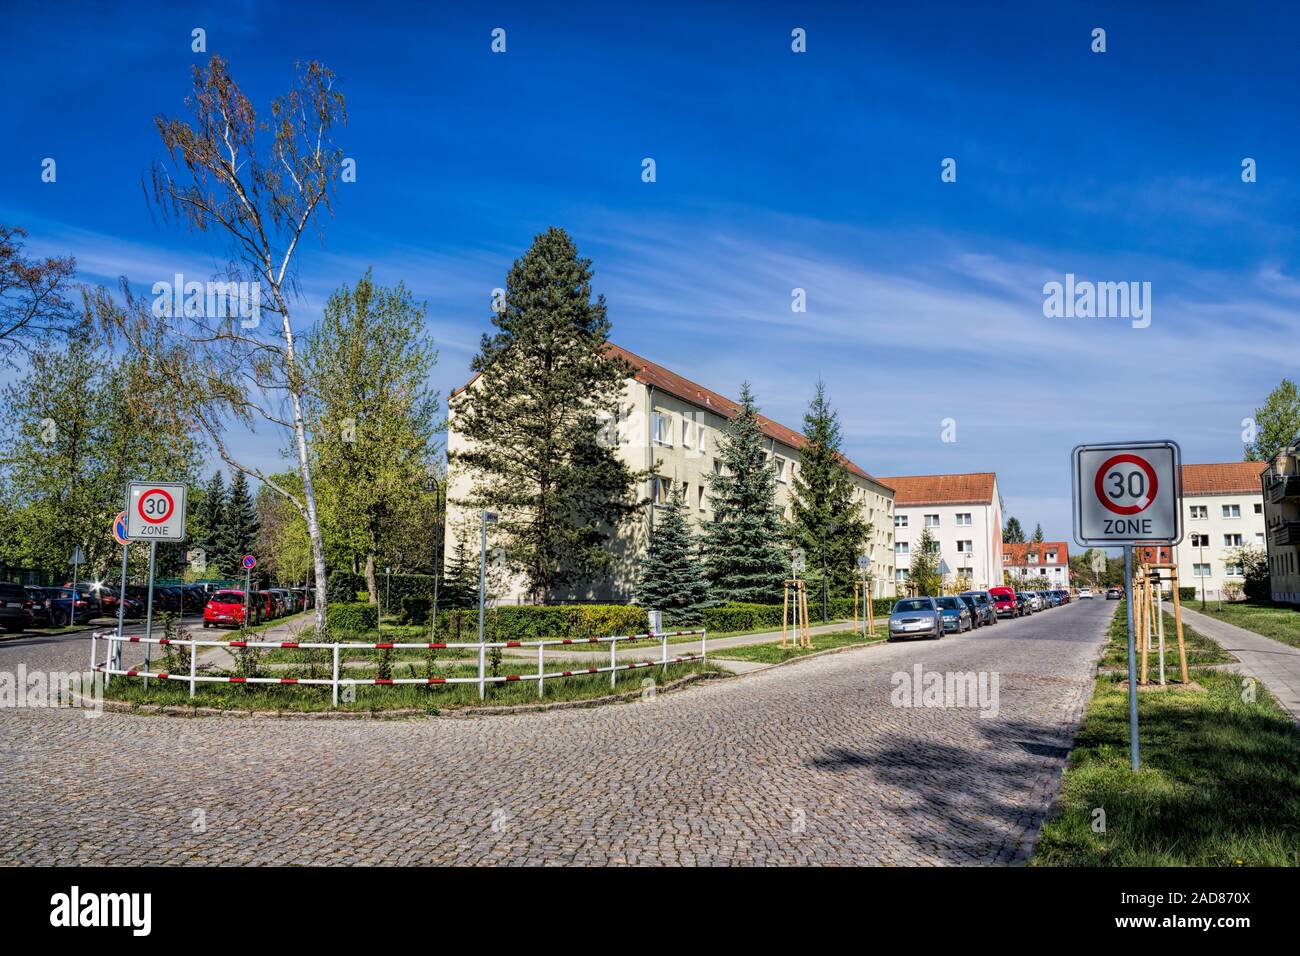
[
  {"x1": 1072, "y1": 441, "x2": 1183, "y2": 772},
  {"x1": 111, "y1": 512, "x2": 130, "y2": 683},
  {"x1": 242, "y1": 554, "x2": 256, "y2": 624},
  {"x1": 125, "y1": 482, "x2": 189, "y2": 689},
  {"x1": 142, "y1": 541, "x2": 157, "y2": 687}
]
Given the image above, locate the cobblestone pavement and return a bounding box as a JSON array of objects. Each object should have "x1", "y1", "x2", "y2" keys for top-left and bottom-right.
[{"x1": 0, "y1": 602, "x2": 1112, "y2": 865}]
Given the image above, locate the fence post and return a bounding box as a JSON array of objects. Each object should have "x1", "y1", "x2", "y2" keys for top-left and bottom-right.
[
  {"x1": 332, "y1": 643, "x2": 340, "y2": 708},
  {"x1": 610, "y1": 637, "x2": 617, "y2": 689},
  {"x1": 89, "y1": 630, "x2": 97, "y2": 679},
  {"x1": 702, "y1": 628, "x2": 707, "y2": 662},
  {"x1": 478, "y1": 638, "x2": 486, "y2": 701},
  {"x1": 188, "y1": 636, "x2": 197, "y2": 698},
  {"x1": 537, "y1": 643, "x2": 544, "y2": 698},
  {"x1": 661, "y1": 631, "x2": 668, "y2": 676}
]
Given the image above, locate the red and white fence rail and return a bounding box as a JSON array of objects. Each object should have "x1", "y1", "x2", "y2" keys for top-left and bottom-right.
[{"x1": 91, "y1": 628, "x2": 707, "y2": 705}]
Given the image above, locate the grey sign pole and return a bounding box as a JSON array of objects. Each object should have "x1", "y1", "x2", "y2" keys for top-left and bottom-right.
[
  {"x1": 142, "y1": 541, "x2": 157, "y2": 688},
  {"x1": 1124, "y1": 545, "x2": 1139, "y2": 771},
  {"x1": 113, "y1": 542, "x2": 128, "y2": 680}
]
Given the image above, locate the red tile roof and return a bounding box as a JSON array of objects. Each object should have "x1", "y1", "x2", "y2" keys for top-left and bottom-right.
[
  {"x1": 1002, "y1": 542, "x2": 1070, "y2": 566},
  {"x1": 876, "y1": 473, "x2": 997, "y2": 506},
  {"x1": 451, "y1": 342, "x2": 890, "y2": 489},
  {"x1": 1181, "y1": 462, "x2": 1267, "y2": 496}
]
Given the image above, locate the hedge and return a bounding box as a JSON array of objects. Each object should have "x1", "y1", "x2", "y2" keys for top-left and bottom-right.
[
  {"x1": 326, "y1": 571, "x2": 366, "y2": 604},
  {"x1": 326, "y1": 602, "x2": 378, "y2": 634},
  {"x1": 437, "y1": 604, "x2": 649, "y2": 641},
  {"x1": 1178, "y1": 587, "x2": 1197, "y2": 602},
  {"x1": 399, "y1": 594, "x2": 432, "y2": 625},
  {"x1": 701, "y1": 598, "x2": 893, "y2": 633}
]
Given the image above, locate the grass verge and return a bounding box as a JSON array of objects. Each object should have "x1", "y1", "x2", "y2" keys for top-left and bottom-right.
[
  {"x1": 1032, "y1": 669, "x2": 1300, "y2": 866},
  {"x1": 1098, "y1": 600, "x2": 1235, "y2": 670},
  {"x1": 1192, "y1": 601, "x2": 1300, "y2": 650},
  {"x1": 712, "y1": 628, "x2": 884, "y2": 664}
]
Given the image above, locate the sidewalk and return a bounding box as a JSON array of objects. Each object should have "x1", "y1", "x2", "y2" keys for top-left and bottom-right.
[{"x1": 1179, "y1": 605, "x2": 1300, "y2": 721}]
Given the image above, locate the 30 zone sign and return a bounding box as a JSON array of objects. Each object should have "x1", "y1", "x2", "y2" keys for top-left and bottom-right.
[
  {"x1": 126, "y1": 481, "x2": 188, "y2": 542},
  {"x1": 1072, "y1": 441, "x2": 1182, "y2": 546}
]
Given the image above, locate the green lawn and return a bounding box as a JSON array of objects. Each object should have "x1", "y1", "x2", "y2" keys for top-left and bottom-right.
[
  {"x1": 711, "y1": 627, "x2": 884, "y2": 664},
  {"x1": 1033, "y1": 670, "x2": 1300, "y2": 866},
  {"x1": 1098, "y1": 600, "x2": 1235, "y2": 670},
  {"x1": 105, "y1": 657, "x2": 725, "y2": 713},
  {"x1": 1194, "y1": 601, "x2": 1300, "y2": 650}
]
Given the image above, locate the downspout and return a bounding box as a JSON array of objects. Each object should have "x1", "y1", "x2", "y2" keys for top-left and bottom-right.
[{"x1": 646, "y1": 383, "x2": 655, "y2": 542}]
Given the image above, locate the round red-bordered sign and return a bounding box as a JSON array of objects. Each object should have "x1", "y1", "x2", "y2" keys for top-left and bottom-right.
[
  {"x1": 137, "y1": 487, "x2": 175, "y2": 525},
  {"x1": 112, "y1": 511, "x2": 129, "y2": 546},
  {"x1": 1094, "y1": 454, "x2": 1158, "y2": 515}
]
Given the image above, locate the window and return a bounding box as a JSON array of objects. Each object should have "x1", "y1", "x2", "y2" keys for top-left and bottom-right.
[
  {"x1": 1256, "y1": 532, "x2": 1265, "y2": 545},
  {"x1": 1193, "y1": 563, "x2": 1211, "y2": 577},
  {"x1": 697, "y1": 485, "x2": 705, "y2": 511},
  {"x1": 1222, "y1": 504, "x2": 1241, "y2": 518},
  {"x1": 1190, "y1": 533, "x2": 1209, "y2": 547},
  {"x1": 1190, "y1": 505, "x2": 1207, "y2": 519},
  {"x1": 956, "y1": 513, "x2": 972, "y2": 526},
  {"x1": 896, "y1": 542, "x2": 909, "y2": 556},
  {"x1": 651, "y1": 476, "x2": 671, "y2": 505},
  {"x1": 895, "y1": 514, "x2": 908, "y2": 528},
  {"x1": 956, "y1": 540, "x2": 973, "y2": 554},
  {"x1": 651, "y1": 412, "x2": 672, "y2": 446},
  {"x1": 1224, "y1": 534, "x2": 1243, "y2": 547},
  {"x1": 773, "y1": 457, "x2": 787, "y2": 483},
  {"x1": 1225, "y1": 562, "x2": 1243, "y2": 576},
  {"x1": 895, "y1": 569, "x2": 908, "y2": 583},
  {"x1": 681, "y1": 416, "x2": 691, "y2": 448},
  {"x1": 1254, "y1": 502, "x2": 1263, "y2": 515},
  {"x1": 1045, "y1": 551, "x2": 1057, "y2": 562},
  {"x1": 1028, "y1": 553, "x2": 1038, "y2": 563},
  {"x1": 924, "y1": 514, "x2": 940, "y2": 528}
]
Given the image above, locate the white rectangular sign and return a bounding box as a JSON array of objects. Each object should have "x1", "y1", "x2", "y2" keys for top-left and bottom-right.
[
  {"x1": 126, "y1": 481, "x2": 188, "y2": 542},
  {"x1": 1072, "y1": 441, "x2": 1182, "y2": 547}
]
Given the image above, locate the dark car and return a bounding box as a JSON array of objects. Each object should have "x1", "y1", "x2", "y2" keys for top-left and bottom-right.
[
  {"x1": 1015, "y1": 593, "x2": 1034, "y2": 615},
  {"x1": 959, "y1": 590, "x2": 997, "y2": 627},
  {"x1": 1106, "y1": 587, "x2": 1122, "y2": 600},
  {"x1": 24, "y1": 586, "x2": 52, "y2": 626},
  {"x1": 936, "y1": 595, "x2": 973, "y2": 633},
  {"x1": 37, "y1": 587, "x2": 96, "y2": 627},
  {"x1": 0, "y1": 582, "x2": 36, "y2": 633}
]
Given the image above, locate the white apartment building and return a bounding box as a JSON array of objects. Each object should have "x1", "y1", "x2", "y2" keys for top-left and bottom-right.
[
  {"x1": 1261, "y1": 441, "x2": 1300, "y2": 604},
  {"x1": 881, "y1": 473, "x2": 1003, "y2": 593},
  {"x1": 446, "y1": 343, "x2": 897, "y2": 603},
  {"x1": 1172, "y1": 462, "x2": 1267, "y2": 601},
  {"x1": 1002, "y1": 542, "x2": 1071, "y2": 588}
]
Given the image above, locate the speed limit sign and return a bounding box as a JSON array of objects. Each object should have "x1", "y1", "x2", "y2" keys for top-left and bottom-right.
[
  {"x1": 126, "y1": 481, "x2": 188, "y2": 541},
  {"x1": 1072, "y1": 441, "x2": 1182, "y2": 546}
]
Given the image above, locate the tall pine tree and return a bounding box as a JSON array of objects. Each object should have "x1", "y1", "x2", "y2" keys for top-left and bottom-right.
[
  {"x1": 636, "y1": 486, "x2": 709, "y2": 625},
  {"x1": 701, "y1": 383, "x2": 788, "y2": 603},
  {"x1": 1003, "y1": 516, "x2": 1026, "y2": 543},
  {"x1": 1031, "y1": 522, "x2": 1044, "y2": 543},
  {"x1": 790, "y1": 381, "x2": 872, "y2": 616},
  {"x1": 452, "y1": 227, "x2": 638, "y2": 602},
  {"x1": 196, "y1": 471, "x2": 230, "y2": 574},
  {"x1": 909, "y1": 527, "x2": 941, "y2": 596},
  {"x1": 225, "y1": 471, "x2": 260, "y2": 577}
]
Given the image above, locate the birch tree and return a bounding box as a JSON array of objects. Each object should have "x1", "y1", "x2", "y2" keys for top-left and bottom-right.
[{"x1": 102, "y1": 55, "x2": 347, "y2": 632}]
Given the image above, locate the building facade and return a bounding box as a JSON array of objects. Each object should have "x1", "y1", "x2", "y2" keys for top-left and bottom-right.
[
  {"x1": 1261, "y1": 442, "x2": 1300, "y2": 604},
  {"x1": 446, "y1": 344, "x2": 897, "y2": 604},
  {"x1": 880, "y1": 473, "x2": 1003, "y2": 593},
  {"x1": 1002, "y1": 542, "x2": 1071, "y2": 588},
  {"x1": 1172, "y1": 462, "x2": 1267, "y2": 602}
]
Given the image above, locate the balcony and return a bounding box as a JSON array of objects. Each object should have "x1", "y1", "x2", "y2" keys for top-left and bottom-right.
[
  {"x1": 1266, "y1": 474, "x2": 1300, "y2": 504},
  {"x1": 1272, "y1": 519, "x2": 1300, "y2": 547}
]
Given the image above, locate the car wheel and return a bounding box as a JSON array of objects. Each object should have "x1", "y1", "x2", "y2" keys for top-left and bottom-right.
[{"x1": 51, "y1": 610, "x2": 68, "y2": 627}]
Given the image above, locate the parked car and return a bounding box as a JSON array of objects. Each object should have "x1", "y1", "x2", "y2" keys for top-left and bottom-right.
[
  {"x1": 1106, "y1": 587, "x2": 1122, "y2": 600},
  {"x1": 256, "y1": 590, "x2": 277, "y2": 621},
  {"x1": 987, "y1": 586, "x2": 1020, "y2": 618},
  {"x1": 959, "y1": 590, "x2": 997, "y2": 627},
  {"x1": 24, "y1": 586, "x2": 52, "y2": 626},
  {"x1": 935, "y1": 595, "x2": 972, "y2": 633},
  {"x1": 1056, "y1": 589, "x2": 1071, "y2": 604},
  {"x1": 36, "y1": 587, "x2": 96, "y2": 627},
  {"x1": 888, "y1": 597, "x2": 944, "y2": 640},
  {"x1": 0, "y1": 581, "x2": 35, "y2": 633},
  {"x1": 1078, "y1": 587, "x2": 1094, "y2": 599},
  {"x1": 203, "y1": 589, "x2": 255, "y2": 628},
  {"x1": 1016, "y1": 592, "x2": 1035, "y2": 615}
]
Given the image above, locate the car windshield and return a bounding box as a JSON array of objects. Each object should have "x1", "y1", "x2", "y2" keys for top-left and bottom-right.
[
  {"x1": 937, "y1": 597, "x2": 962, "y2": 610},
  {"x1": 959, "y1": 596, "x2": 977, "y2": 607},
  {"x1": 894, "y1": 599, "x2": 932, "y2": 612}
]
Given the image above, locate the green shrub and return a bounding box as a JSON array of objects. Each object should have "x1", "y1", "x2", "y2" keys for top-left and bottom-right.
[
  {"x1": 399, "y1": 594, "x2": 432, "y2": 625},
  {"x1": 701, "y1": 598, "x2": 891, "y2": 632},
  {"x1": 326, "y1": 602, "x2": 378, "y2": 634},
  {"x1": 1178, "y1": 587, "x2": 1197, "y2": 602},
  {"x1": 436, "y1": 604, "x2": 649, "y2": 641},
  {"x1": 325, "y1": 571, "x2": 366, "y2": 604}
]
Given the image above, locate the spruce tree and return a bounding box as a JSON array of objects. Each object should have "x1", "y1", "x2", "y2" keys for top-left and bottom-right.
[
  {"x1": 225, "y1": 471, "x2": 260, "y2": 577},
  {"x1": 1031, "y1": 522, "x2": 1044, "y2": 543},
  {"x1": 636, "y1": 486, "x2": 709, "y2": 625},
  {"x1": 701, "y1": 382, "x2": 788, "y2": 603},
  {"x1": 452, "y1": 227, "x2": 638, "y2": 602},
  {"x1": 441, "y1": 533, "x2": 480, "y2": 610},
  {"x1": 197, "y1": 471, "x2": 229, "y2": 573},
  {"x1": 909, "y1": 527, "x2": 941, "y2": 596},
  {"x1": 790, "y1": 381, "x2": 872, "y2": 617},
  {"x1": 1003, "y1": 516, "x2": 1025, "y2": 543}
]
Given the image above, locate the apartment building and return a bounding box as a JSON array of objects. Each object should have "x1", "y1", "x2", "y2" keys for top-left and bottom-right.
[
  {"x1": 1173, "y1": 462, "x2": 1267, "y2": 601},
  {"x1": 1261, "y1": 441, "x2": 1300, "y2": 604},
  {"x1": 880, "y1": 473, "x2": 1002, "y2": 592},
  {"x1": 445, "y1": 343, "x2": 897, "y2": 603},
  {"x1": 1002, "y1": 542, "x2": 1071, "y2": 588}
]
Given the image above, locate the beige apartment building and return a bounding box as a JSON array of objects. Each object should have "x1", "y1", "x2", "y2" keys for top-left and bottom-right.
[
  {"x1": 1173, "y1": 462, "x2": 1267, "y2": 601},
  {"x1": 881, "y1": 473, "x2": 1003, "y2": 593},
  {"x1": 1261, "y1": 442, "x2": 1300, "y2": 604},
  {"x1": 446, "y1": 344, "x2": 897, "y2": 604}
]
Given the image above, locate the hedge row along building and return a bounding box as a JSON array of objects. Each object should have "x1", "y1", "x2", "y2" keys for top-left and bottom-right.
[{"x1": 446, "y1": 344, "x2": 898, "y2": 604}]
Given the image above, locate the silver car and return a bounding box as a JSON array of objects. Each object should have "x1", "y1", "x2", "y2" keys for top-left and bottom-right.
[{"x1": 888, "y1": 597, "x2": 943, "y2": 640}]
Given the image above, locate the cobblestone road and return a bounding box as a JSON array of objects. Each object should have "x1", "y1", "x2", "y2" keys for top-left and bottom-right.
[{"x1": 0, "y1": 601, "x2": 1111, "y2": 865}]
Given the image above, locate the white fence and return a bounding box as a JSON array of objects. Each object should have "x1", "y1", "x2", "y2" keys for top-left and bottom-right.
[{"x1": 91, "y1": 628, "x2": 707, "y2": 705}]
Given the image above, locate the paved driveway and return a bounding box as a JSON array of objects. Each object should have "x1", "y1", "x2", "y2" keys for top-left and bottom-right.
[{"x1": 0, "y1": 601, "x2": 1112, "y2": 865}]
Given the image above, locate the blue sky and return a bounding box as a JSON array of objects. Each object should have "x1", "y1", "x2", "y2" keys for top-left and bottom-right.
[{"x1": 3, "y1": 0, "x2": 1297, "y2": 543}]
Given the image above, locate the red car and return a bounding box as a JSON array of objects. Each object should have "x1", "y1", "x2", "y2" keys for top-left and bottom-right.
[
  {"x1": 987, "y1": 586, "x2": 1022, "y2": 618},
  {"x1": 203, "y1": 589, "x2": 256, "y2": 628}
]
